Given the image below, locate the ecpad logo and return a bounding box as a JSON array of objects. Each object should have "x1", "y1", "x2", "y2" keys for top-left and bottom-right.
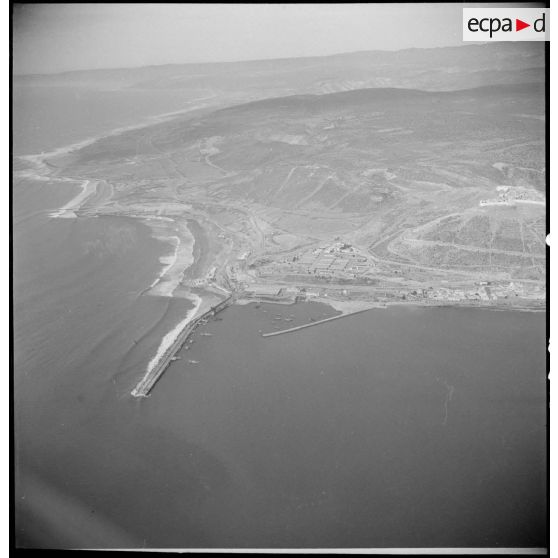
[
  {"x1": 467, "y1": 13, "x2": 545, "y2": 37},
  {"x1": 463, "y1": 8, "x2": 549, "y2": 41}
]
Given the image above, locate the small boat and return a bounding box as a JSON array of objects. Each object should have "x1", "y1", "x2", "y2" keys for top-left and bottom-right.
[
  {"x1": 200, "y1": 332, "x2": 213, "y2": 336},
  {"x1": 171, "y1": 356, "x2": 181, "y2": 362},
  {"x1": 188, "y1": 360, "x2": 199, "y2": 364}
]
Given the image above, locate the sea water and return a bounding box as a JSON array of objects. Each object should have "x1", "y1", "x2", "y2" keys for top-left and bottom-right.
[{"x1": 15, "y1": 300, "x2": 546, "y2": 548}]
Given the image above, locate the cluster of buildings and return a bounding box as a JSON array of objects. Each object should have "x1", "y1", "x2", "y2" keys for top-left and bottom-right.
[
  {"x1": 404, "y1": 281, "x2": 545, "y2": 303},
  {"x1": 479, "y1": 185, "x2": 545, "y2": 207},
  {"x1": 421, "y1": 286, "x2": 493, "y2": 302},
  {"x1": 237, "y1": 234, "x2": 545, "y2": 306},
  {"x1": 240, "y1": 277, "x2": 544, "y2": 307},
  {"x1": 243, "y1": 285, "x2": 324, "y2": 302},
  {"x1": 262, "y1": 242, "x2": 373, "y2": 280}
]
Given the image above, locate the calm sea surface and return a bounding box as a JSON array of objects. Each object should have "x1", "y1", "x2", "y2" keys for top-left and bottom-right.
[
  {"x1": 13, "y1": 86, "x2": 547, "y2": 549},
  {"x1": 15, "y1": 295, "x2": 547, "y2": 548}
]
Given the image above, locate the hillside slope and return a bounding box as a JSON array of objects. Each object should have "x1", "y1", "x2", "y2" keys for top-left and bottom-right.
[{"x1": 49, "y1": 80, "x2": 544, "y2": 292}]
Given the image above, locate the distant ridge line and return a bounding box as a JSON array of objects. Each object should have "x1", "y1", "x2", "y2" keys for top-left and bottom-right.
[{"x1": 14, "y1": 42, "x2": 542, "y2": 78}]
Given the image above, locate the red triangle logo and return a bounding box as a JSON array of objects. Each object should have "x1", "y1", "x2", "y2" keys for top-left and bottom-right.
[{"x1": 516, "y1": 19, "x2": 530, "y2": 31}]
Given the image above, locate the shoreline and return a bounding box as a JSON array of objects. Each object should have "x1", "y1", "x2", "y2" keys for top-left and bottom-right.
[
  {"x1": 49, "y1": 179, "x2": 98, "y2": 219},
  {"x1": 239, "y1": 295, "x2": 546, "y2": 339},
  {"x1": 144, "y1": 293, "x2": 202, "y2": 377},
  {"x1": 319, "y1": 298, "x2": 546, "y2": 314},
  {"x1": 147, "y1": 235, "x2": 181, "y2": 290},
  {"x1": 142, "y1": 219, "x2": 198, "y2": 298},
  {"x1": 16, "y1": 100, "x2": 545, "y2": 398},
  {"x1": 15, "y1": 100, "x2": 218, "y2": 171},
  {"x1": 15, "y1": 107, "x2": 225, "y2": 398},
  {"x1": 237, "y1": 295, "x2": 545, "y2": 316}
]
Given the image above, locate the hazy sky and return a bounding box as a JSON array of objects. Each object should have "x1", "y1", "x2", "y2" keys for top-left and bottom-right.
[{"x1": 12, "y1": 3, "x2": 538, "y2": 75}]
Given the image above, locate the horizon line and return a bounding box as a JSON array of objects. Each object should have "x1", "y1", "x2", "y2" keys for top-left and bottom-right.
[{"x1": 13, "y1": 41, "x2": 494, "y2": 79}]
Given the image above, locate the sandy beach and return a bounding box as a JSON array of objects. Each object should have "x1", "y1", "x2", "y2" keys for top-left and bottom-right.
[
  {"x1": 144, "y1": 221, "x2": 197, "y2": 298},
  {"x1": 147, "y1": 235, "x2": 181, "y2": 290}
]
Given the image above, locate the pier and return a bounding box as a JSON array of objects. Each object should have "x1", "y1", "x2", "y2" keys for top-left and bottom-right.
[
  {"x1": 261, "y1": 308, "x2": 370, "y2": 337},
  {"x1": 131, "y1": 296, "x2": 232, "y2": 397}
]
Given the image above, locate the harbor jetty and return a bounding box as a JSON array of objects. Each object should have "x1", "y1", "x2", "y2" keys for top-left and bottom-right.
[
  {"x1": 131, "y1": 296, "x2": 232, "y2": 397},
  {"x1": 261, "y1": 308, "x2": 370, "y2": 337}
]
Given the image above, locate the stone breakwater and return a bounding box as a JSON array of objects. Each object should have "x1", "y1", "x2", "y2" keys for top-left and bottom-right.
[{"x1": 131, "y1": 296, "x2": 232, "y2": 397}]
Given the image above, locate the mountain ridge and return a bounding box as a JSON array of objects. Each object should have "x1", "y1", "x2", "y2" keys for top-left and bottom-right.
[
  {"x1": 14, "y1": 42, "x2": 544, "y2": 97},
  {"x1": 14, "y1": 42, "x2": 539, "y2": 78}
]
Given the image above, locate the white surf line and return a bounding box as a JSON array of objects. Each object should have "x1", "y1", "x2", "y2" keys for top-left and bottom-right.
[
  {"x1": 148, "y1": 235, "x2": 181, "y2": 289},
  {"x1": 49, "y1": 180, "x2": 98, "y2": 219},
  {"x1": 146, "y1": 217, "x2": 197, "y2": 298},
  {"x1": 16, "y1": 102, "x2": 218, "y2": 223},
  {"x1": 143, "y1": 293, "x2": 202, "y2": 376},
  {"x1": 17, "y1": 99, "x2": 219, "y2": 175}
]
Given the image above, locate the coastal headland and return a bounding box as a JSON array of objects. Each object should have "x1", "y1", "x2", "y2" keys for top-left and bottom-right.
[{"x1": 16, "y1": 76, "x2": 546, "y2": 397}]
